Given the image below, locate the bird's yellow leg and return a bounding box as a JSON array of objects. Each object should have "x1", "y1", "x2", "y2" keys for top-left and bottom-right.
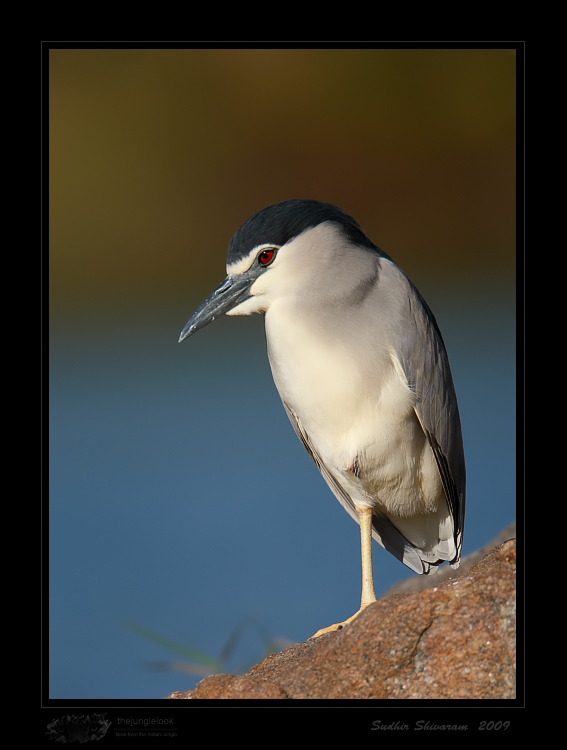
[
  {"x1": 359, "y1": 504, "x2": 377, "y2": 608},
  {"x1": 310, "y1": 506, "x2": 377, "y2": 638}
]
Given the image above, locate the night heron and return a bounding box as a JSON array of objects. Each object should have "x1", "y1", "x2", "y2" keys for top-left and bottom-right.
[{"x1": 179, "y1": 200, "x2": 465, "y2": 637}]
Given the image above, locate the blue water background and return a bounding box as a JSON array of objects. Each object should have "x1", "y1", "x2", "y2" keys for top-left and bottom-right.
[{"x1": 49, "y1": 283, "x2": 515, "y2": 699}]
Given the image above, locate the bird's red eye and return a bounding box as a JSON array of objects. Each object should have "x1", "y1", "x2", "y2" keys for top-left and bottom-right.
[{"x1": 258, "y1": 248, "x2": 276, "y2": 266}]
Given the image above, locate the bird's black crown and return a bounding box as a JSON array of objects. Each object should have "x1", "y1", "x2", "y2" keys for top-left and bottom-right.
[{"x1": 227, "y1": 199, "x2": 376, "y2": 265}]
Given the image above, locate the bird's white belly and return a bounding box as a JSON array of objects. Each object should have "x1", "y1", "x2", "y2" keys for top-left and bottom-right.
[{"x1": 265, "y1": 307, "x2": 442, "y2": 519}]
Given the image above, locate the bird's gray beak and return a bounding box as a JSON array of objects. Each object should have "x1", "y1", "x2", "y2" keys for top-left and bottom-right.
[{"x1": 178, "y1": 274, "x2": 253, "y2": 343}]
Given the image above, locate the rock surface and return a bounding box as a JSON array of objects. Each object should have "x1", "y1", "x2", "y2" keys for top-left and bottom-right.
[
  {"x1": 166, "y1": 537, "x2": 516, "y2": 700},
  {"x1": 384, "y1": 521, "x2": 516, "y2": 595}
]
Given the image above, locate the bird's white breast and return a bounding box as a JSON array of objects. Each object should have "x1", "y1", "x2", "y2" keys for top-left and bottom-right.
[{"x1": 264, "y1": 300, "x2": 439, "y2": 520}]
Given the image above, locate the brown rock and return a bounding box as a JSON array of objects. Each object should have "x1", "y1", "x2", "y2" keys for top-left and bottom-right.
[
  {"x1": 384, "y1": 521, "x2": 517, "y2": 595},
  {"x1": 166, "y1": 538, "x2": 516, "y2": 700}
]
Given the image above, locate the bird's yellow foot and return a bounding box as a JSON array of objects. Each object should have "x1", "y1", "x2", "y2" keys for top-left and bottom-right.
[{"x1": 309, "y1": 603, "x2": 373, "y2": 639}]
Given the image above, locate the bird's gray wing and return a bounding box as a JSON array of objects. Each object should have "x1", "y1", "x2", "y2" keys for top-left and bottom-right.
[
  {"x1": 392, "y1": 266, "x2": 466, "y2": 563},
  {"x1": 281, "y1": 401, "x2": 426, "y2": 574}
]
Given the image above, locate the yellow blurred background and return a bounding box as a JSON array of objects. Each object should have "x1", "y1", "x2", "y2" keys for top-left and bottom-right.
[{"x1": 49, "y1": 47, "x2": 515, "y2": 312}]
